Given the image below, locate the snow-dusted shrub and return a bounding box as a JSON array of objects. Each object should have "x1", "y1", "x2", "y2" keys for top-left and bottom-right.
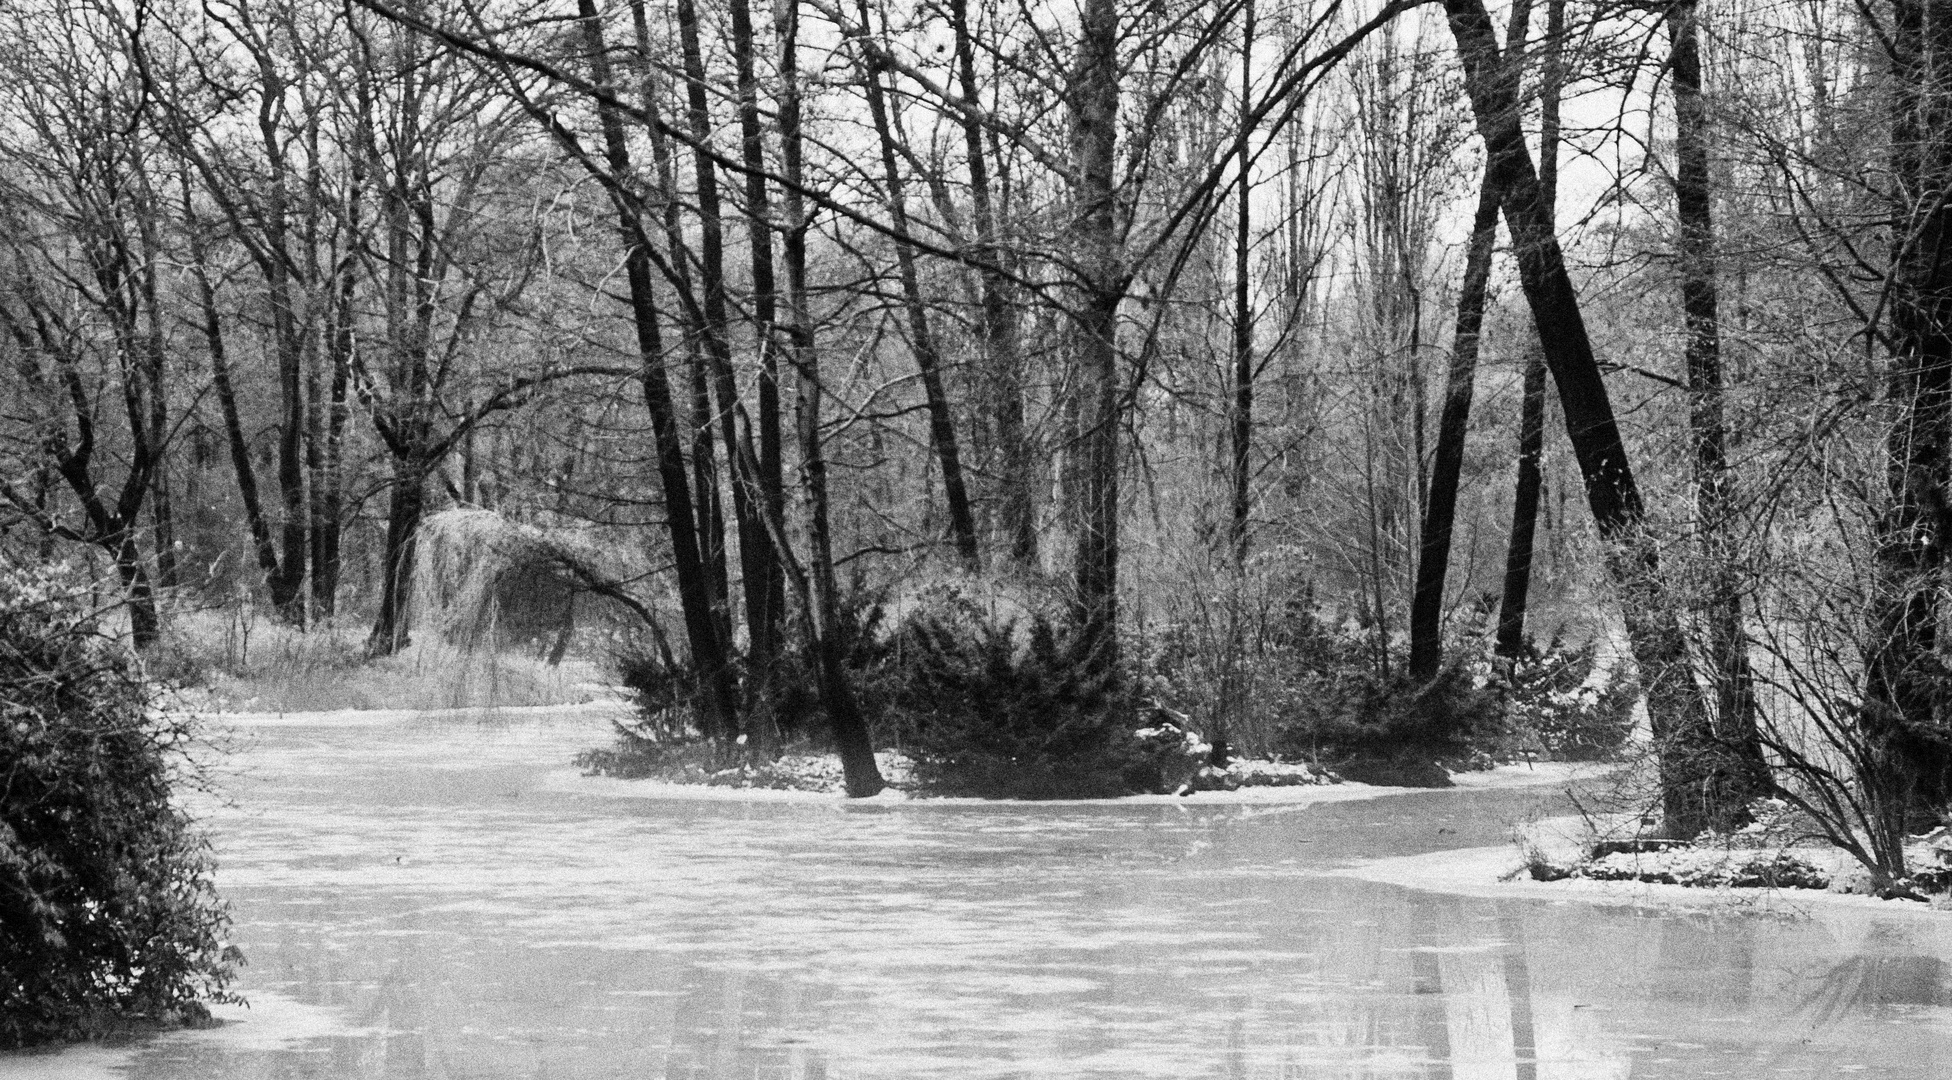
[
  {"x1": 887, "y1": 597, "x2": 1159, "y2": 798},
  {"x1": 0, "y1": 562, "x2": 239, "y2": 1048},
  {"x1": 1495, "y1": 640, "x2": 1635, "y2": 762},
  {"x1": 1242, "y1": 605, "x2": 1502, "y2": 785},
  {"x1": 1576, "y1": 848, "x2": 1830, "y2": 890}
]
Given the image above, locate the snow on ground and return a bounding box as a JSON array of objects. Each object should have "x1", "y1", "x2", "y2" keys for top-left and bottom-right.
[
  {"x1": 196, "y1": 698, "x2": 637, "y2": 728},
  {"x1": 1336, "y1": 814, "x2": 1952, "y2": 923},
  {"x1": 550, "y1": 757, "x2": 1607, "y2": 806}
]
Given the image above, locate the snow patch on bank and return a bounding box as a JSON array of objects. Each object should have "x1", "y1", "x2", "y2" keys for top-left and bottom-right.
[
  {"x1": 551, "y1": 759, "x2": 1604, "y2": 807},
  {"x1": 1336, "y1": 821, "x2": 1952, "y2": 922}
]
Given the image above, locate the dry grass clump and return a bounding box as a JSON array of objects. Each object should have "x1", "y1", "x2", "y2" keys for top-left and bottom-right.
[{"x1": 154, "y1": 609, "x2": 606, "y2": 713}]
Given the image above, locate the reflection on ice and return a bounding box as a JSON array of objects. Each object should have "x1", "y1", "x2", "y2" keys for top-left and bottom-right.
[{"x1": 9, "y1": 708, "x2": 1948, "y2": 1080}]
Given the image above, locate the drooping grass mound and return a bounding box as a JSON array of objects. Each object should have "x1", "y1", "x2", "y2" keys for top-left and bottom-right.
[{"x1": 0, "y1": 563, "x2": 239, "y2": 1048}]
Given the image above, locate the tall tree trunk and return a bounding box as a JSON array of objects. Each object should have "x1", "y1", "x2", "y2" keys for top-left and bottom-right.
[
  {"x1": 1495, "y1": 0, "x2": 1559, "y2": 659},
  {"x1": 676, "y1": 0, "x2": 773, "y2": 733},
  {"x1": 1495, "y1": 348, "x2": 1547, "y2": 659},
  {"x1": 778, "y1": 0, "x2": 884, "y2": 795},
  {"x1": 626, "y1": 0, "x2": 733, "y2": 655},
  {"x1": 726, "y1": 0, "x2": 787, "y2": 679},
  {"x1": 1442, "y1": 0, "x2": 1714, "y2": 835},
  {"x1": 1866, "y1": 0, "x2": 1952, "y2": 832},
  {"x1": 1669, "y1": 0, "x2": 1770, "y2": 829},
  {"x1": 1411, "y1": 0, "x2": 1529, "y2": 682},
  {"x1": 192, "y1": 244, "x2": 284, "y2": 597},
  {"x1": 1410, "y1": 176, "x2": 1500, "y2": 681},
  {"x1": 1070, "y1": 0, "x2": 1124, "y2": 669},
  {"x1": 371, "y1": 461, "x2": 423, "y2": 656},
  {"x1": 854, "y1": 0, "x2": 980, "y2": 567},
  {"x1": 1229, "y1": 0, "x2": 1257, "y2": 565},
  {"x1": 949, "y1": 0, "x2": 1035, "y2": 565},
  {"x1": 581, "y1": 0, "x2": 741, "y2": 742}
]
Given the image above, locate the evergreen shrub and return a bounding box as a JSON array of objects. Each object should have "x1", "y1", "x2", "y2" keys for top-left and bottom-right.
[
  {"x1": 887, "y1": 595, "x2": 1165, "y2": 798},
  {"x1": 0, "y1": 563, "x2": 239, "y2": 1048},
  {"x1": 1255, "y1": 604, "x2": 1504, "y2": 785}
]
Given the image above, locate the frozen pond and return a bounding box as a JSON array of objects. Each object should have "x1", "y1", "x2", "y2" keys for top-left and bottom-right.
[{"x1": 9, "y1": 704, "x2": 1952, "y2": 1079}]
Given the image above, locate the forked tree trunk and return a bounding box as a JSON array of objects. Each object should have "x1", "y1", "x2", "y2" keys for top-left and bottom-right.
[
  {"x1": 854, "y1": 0, "x2": 980, "y2": 567},
  {"x1": 948, "y1": 0, "x2": 1036, "y2": 566},
  {"x1": 1442, "y1": 0, "x2": 1716, "y2": 836},
  {"x1": 579, "y1": 0, "x2": 741, "y2": 742},
  {"x1": 1411, "y1": 0, "x2": 1529, "y2": 683},
  {"x1": 675, "y1": 0, "x2": 777, "y2": 731},
  {"x1": 726, "y1": 0, "x2": 788, "y2": 677},
  {"x1": 624, "y1": 0, "x2": 734, "y2": 659}
]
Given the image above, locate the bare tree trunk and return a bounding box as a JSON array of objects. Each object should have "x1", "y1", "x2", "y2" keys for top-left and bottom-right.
[
  {"x1": 948, "y1": 0, "x2": 1035, "y2": 566},
  {"x1": 1495, "y1": 0, "x2": 1558, "y2": 659},
  {"x1": 1229, "y1": 0, "x2": 1257, "y2": 565},
  {"x1": 580, "y1": 0, "x2": 741, "y2": 741},
  {"x1": 1669, "y1": 0, "x2": 1770, "y2": 829},
  {"x1": 372, "y1": 461, "x2": 423, "y2": 656},
  {"x1": 676, "y1": 0, "x2": 774, "y2": 732},
  {"x1": 726, "y1": 0, "x2": 787, "y2": 681},
  {"x1": 1495, "y1": 348, "x2": 1546, "y2": 659},
  {"x1": 779, "y1": 0, "x2": 884, "y2": 794},
  {"x1": 853, "y1": 0, "x2": 980, "y2": 567},
  {"x1": 1411, "y1": 0, "x2": 1529, "y2": 682},
  {"x1": 1410, "y1": 176, "x2": 1499, "y2": 681},
  {"x1": 1443, "y1": 0, "x2": 1714, "y2": 835},
  {"x1": 1070, "y1": 0, "x2": 1124, "y2": 670},
  {"x1": 1866, "y1": 0, "x2": 1952, "y2": 832},
  {"x1": 625, "y1": 0, "x2": 733, "y2": 657}
]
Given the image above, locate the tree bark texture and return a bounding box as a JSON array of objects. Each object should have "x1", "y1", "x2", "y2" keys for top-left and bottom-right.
[
  {"x1": 779, "y1": 0, "x2": 885, "y2": 794},
  {"x1": 1866, "y1": 0, "x2": 1952, "y2": 831},
  {"x1": 1669, "y1": 0, "x2": 1771, "y2": 832},
  {"x1": 1442, "y1": 0, "x2": 1714, "y2": 834},
  {"x1": 1069, "y1": 0, "x2": 1124, "y2": 670},
  {"x1": 855, "y1": 0, "x2": 981, "y2": 567},
  {"x1": 581, "y1": 0, "x2": 742, "y2": 742}
]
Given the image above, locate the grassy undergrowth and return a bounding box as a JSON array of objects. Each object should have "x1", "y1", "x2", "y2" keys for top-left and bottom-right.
[{"x1": 153, "y1": 610, "x2": 607, "y2": 713}]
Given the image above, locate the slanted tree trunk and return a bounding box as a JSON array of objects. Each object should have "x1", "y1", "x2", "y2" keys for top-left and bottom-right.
[
  {"x1": 1668, "y1": 0, "x2": 1770, "y2": 829},
  {"x1": 1866, "y1": 0, "x2": 1952, "y2": 832},
  {"x1": 852, "y1": 0, "x2": 980, "y2": 567},
  {"x1": 1442, "y1": 0, "x2": 1715, "y2": 836},
  {"x1": 1495, "y1": 0, "x2": 1560, "y2": 660},
  {"x1": 778, "y1": 0, "x2": 884, "y2": 795},
  {"x1": 1410, "y1": 177, "x2": 1500, "y2": 681},
  {"x1": 1411, "y1": 0, "x2": 1530, "y2": 683},
  {"x1": 579, "y1": 0, "x2": 741, "y2": 742}
]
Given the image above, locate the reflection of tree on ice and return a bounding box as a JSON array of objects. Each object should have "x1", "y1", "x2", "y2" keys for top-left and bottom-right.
[{"x1": 1417, "y1": 924, "x2": 1630, "y2": 1080}]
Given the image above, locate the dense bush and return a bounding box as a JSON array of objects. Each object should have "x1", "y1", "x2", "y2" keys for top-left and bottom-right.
[
  {"x1": 886, "y1": 595, "x2": 1174, "y2": 798},
  {"x1": 1497, "y1": 638, "x2": 1635, "y2": 761},
  {"x1": 0, "y1": 564, "x2": 239, "y2": 1048},
  {"x1": 1233, "y1": 605, "x2": 1502, "y2": 785}
]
